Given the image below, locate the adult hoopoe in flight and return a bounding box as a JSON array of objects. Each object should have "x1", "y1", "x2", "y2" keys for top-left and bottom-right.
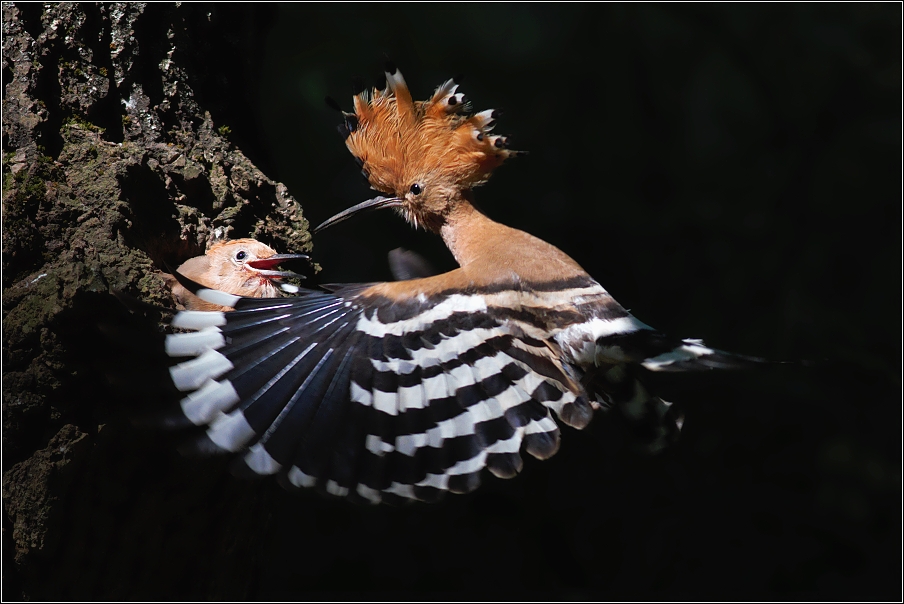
[
  {"x1": 160, "y1": 238, "x2": 308, "y2": 312},
  {"x1": 164, "y1": 64, "x2": 762, "y2": 504}
]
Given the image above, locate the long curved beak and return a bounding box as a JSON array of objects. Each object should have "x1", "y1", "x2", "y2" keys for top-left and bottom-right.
[
  {"x1": 246, "y1": 253, "x2": 310, "y2": 280},
  {"x1": 314, "y1": 196, "x2": 404, "y2": 233}
]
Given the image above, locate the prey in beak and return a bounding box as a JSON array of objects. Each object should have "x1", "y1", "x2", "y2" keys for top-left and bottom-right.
[{"x1": 244, "y1": 253, "x2": 310, "y2": 280}]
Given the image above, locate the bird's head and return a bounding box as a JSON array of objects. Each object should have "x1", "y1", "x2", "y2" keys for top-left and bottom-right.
[
  {"x1": 316, "y1": 63, "x2": 524, "y2": 234},
  {"x1": 207, "y1": 238, "x2": 307, "y2": 285}
]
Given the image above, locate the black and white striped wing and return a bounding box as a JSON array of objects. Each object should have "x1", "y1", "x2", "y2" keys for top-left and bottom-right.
[{"x1": 164, "y1": 282, "x2": 593, "y2": 504}]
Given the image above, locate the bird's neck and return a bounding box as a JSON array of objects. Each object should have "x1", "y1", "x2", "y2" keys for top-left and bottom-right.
[
  {"x1": 438, "y1": 190, "x2": 591, "y2": 283},
  {"x1": 439, "y1": 191, "x2": 503, "y2": 268}
]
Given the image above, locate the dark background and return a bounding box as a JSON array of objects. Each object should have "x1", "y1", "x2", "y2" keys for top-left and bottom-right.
[
  {"x1": 7, "y1": 3, "x2": 900, "y2": 600},
  {"x1": 206, "y1": 4, "x2": 900, "y2": 599}
]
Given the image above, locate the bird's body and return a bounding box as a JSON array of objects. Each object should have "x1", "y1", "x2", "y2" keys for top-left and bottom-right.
[
  {"x1": 162, "y1": 239, "x2": 306, "y2": 311},
  {"x1": 164, "y1": 66, "x2": 760, "y2": 504}
]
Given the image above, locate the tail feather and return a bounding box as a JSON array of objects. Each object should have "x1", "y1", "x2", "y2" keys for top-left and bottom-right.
[
  {"x1": 584, "y1": 364, "x2": 683, "y2": 454},
  {"x1": 640, "y1": 338, "x2": 767, "y2": 372},
  {"x1": 596, "y1": 329, "x2": 768, "y2": 372},
  {"x1": 586, "y1": 326, "x2": 770, "y2": 451}
]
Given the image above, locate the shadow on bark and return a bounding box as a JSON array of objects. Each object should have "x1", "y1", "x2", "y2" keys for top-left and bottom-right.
[{"x1": 2, "y1": 3, "x2": 309, "y2": 599}]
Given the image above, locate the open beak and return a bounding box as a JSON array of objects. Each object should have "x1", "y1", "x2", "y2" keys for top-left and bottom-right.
[
  {"x1": 246, "y1": 253, "x2": 310, "y2": 280},
  {"x1": 314, "y1": 196, "x2": 404, "y2": 233}
]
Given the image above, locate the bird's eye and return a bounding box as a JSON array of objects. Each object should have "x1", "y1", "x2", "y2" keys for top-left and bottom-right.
[
  {"x1": 409, "y1": 183, "x2": 422, "y2": 195},
  {"x1": 235, "y1": 250, "x2": 247, "y2": 261}
]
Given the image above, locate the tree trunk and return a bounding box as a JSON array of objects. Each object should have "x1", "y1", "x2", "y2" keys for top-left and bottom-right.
[{"x1": 2, "y1": 3, "x2": 309, "y2": 599}]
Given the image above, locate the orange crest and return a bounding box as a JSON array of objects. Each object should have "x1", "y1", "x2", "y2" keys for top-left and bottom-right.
[{"x1": 335, "y1": 63, "x2": 522, "y2": 195}]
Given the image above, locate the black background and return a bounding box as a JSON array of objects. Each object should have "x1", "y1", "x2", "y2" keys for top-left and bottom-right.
[{"x1": 133, "y1": 4, "x2": 904, "y2": 599}]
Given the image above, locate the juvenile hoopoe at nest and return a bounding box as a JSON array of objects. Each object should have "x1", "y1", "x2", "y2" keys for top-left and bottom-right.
[
  {"x1": 165, "y1": 64, "x2": 763, "y2": 504},
  {"x1": 161, "y1": 239, "x2": 308, "y2": 312}
]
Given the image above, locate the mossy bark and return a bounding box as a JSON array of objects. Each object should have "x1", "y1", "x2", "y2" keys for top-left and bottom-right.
[{"x1": 2, "y1": 3, "x2": 309, "y2": 599}]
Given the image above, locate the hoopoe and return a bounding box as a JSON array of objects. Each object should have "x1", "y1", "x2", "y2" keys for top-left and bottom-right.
[
  {"x1": 164, "y1": 64, "x2": 763, "y2": 504},
  {"x1": 161, "y1": 238, "x2": 308, "y2": 312}
]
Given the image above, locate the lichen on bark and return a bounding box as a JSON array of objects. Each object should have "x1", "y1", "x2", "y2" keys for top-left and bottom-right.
[{"x1": 2, "y1": 3, "x2": 307, "y2": 599}]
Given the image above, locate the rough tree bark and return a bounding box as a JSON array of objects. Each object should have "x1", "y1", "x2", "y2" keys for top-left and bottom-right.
[{"x1": 2, "y1": 3, "x2": 310, "y2": 599}]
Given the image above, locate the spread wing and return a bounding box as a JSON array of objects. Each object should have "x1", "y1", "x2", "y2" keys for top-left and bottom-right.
[{"x1": 164, "y1": 274, "x2": 595, "y2": 504}]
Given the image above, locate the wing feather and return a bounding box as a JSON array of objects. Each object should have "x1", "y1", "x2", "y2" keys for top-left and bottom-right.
[{"x1": 164, "y1": 274, "x2": 604, "y2": 503}]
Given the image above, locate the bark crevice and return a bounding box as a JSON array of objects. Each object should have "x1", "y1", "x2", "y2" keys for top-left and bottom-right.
[{"x1": 2, "y1": 4, "x2": 303, "y2": 599}]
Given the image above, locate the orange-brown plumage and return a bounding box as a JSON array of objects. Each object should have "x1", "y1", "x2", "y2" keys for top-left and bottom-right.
[
  {"x1": 332, "y1": 67, "x2": 583, "y2": 300},
  {"x1": 341, "y1": 66, "x2": 519, "y2": 232},
  {"x1": 363, "y1": 200, "x2": 589, "y2": 301}
]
